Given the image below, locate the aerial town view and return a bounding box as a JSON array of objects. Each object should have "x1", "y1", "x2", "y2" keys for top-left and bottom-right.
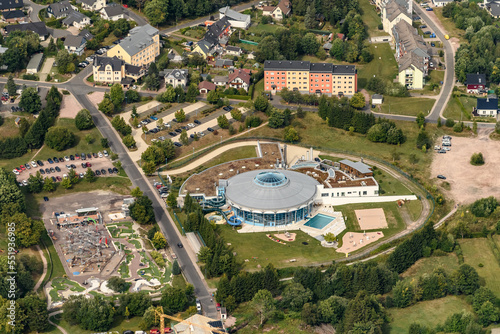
[{"x1": 1, "y1": 0, "x2": 500, "y2": 332}]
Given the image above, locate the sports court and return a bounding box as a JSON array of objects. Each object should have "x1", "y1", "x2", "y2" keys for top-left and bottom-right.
[{"x1": 354, "y1": 208, "x2": 388, "y2": 230}]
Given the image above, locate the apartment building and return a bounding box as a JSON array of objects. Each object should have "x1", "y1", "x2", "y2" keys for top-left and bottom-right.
[
  {"x1": 92, "y1": 56, "x2": 145, "y2": 84},
  {"x1": 381, "y1": 0, "x2": 412, "y2": 36},
  {"x1": 107, "y1": 24, "x2": 160, "y2": 67},
  {"x1": 264, "y1": 60, "x2": 357, "y2": 96}
]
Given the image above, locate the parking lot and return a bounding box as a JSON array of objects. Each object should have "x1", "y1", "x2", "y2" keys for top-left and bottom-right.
[
  {"x1": 14, "y1": 152, "x2": 118, "y2": 184},
  {"x1": 431, "y1": 130, "x2": 500, "y2": 204}
]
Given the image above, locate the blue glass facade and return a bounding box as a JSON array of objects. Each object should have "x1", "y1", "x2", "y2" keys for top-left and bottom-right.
[{"x1": 231, "y1": 202, "x2": 313, "y2": 227}]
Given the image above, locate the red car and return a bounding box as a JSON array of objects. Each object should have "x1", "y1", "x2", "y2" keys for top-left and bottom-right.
[
  {"x1": 1, "y1": 96, "x2": 8, "y2": 101},
  {"x1": 123, "y1": 4, "x2": 128, "y2": 7},
  {"x1": 19, "y1": 165, "x2": 26, "y2": 171},
  {"x1": 150, "y1": 330, "x2": 159, "y2": 334},
  {"x1": 86, "y1": 162, "x2": 92, "y2": 167}
]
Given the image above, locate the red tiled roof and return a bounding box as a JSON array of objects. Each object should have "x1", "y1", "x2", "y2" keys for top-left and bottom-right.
[
  {"x1": 228, "y1": 69, "x2": 251, "y2": 85},
  {"x1": 198, "y1": 81, "x2": 216, "y2": 91},
  {"x1": 277, "y1": 0, "x2": 291, "y2": 14}
]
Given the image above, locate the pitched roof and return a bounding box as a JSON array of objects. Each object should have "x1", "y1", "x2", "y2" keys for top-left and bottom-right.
[
  {"x1": 339, "y1": 159, "x2": 372, "y2": 174},
  {"x1": 125, "y1": 63, "x2": 142, "y2": 75},
  {"x1": 114, "y1": 24, "x2": 159, "y2": 57},
  {"x1": 477, "y1": 97, "x2": 498, "y2": 110},
  {"x1": 277, "y1": 0, "x2": 291, "y2": 14},
  {"x1": 385, "y1": 0, "x2": 410, "y2": 22},
  {"x1": 48, "y1": 0, "x2": 74, "y2": 17},
  {"x1": 27, "y1": 53, "x2": 44, "y2": 70},
  {"x1": 488, "y1": 2, "x2": 500, "y2": 16},
  {"x1": 226, "y1": 45, "x2": 241, "y2": 52},
  {"x1": 398, "y1": 51, "x2": 426, "y2": 73},
  {"x1": 204, "y1": 17, "x2": 230, "y2": 46},
  {"x1": 333, "y1": 65, "x2": 356, "y2": 74},
  {"x1": 262, "y1": 5, "x2": 276, "y2": 11},
  {"x1": 62, "y1": 11, "x2": 89, "y2": 25},
  {"x1": 78, "y1": 28, "x2": 94, "y2": 40},
  {"x1": 64, "y1": 35, "x2": 86, "y2": 48},
  {"x1": 311, "y1": 62, "x2": 333, "y2": 72},
  {"x1": 0, "y1": 0, "x2": 23, "y2": 11},
  {"x1": 228, "y1": 69, "x2": 251, "y2": 84},
  {"x1": 101, "y1": 5, "x2": 123, "y2": 17},
  {"x1": 215, "y1": 58, "x2": 233, "y2": 66},
  {"x1": 77, "y1": 0, "x2": 98, "y2": 6},
  {"x1": 213, "y1": 75, "x2": 228, "y2": 83},
  {"x1": 393, "y1": 20, "x2": 429, "y2": 59},
  {"x1": 219, "y1": 6, "x2": 250, "y2": 22},
  {"x1": 372, "y1": 94, "x2": 383, "y2": 99},
  {"x1": 5, "y1": 22, "x2": 48, "y2": 37},
  {"x1": 93, "y1": 56, "x2": 123, "y2": 71},
  {"x1": 196, "y1": 39, "x2": 213, "y2": 54},
  {"x1": 164, "y1": 69, "x2": 188, "y2": 80},
  {"x1": 466, "y1": 73, "x2": 486, "y2": 86},
  {"x1": 198, "y1": 81, "x2": 216, "y2": 91},
  {"x1": 2, "y1": 10, "x2": 25, "y2": 19}
]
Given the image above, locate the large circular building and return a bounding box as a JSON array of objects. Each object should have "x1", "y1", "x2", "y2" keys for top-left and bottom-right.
[{"x1": 224, "y1": 170, "x2": 319, "y2": 227}]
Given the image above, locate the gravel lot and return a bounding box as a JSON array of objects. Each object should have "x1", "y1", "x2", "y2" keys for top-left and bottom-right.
[
  {"x1": 59, "y1": 91, "x2": 83, "y2": 119},
  {"x1": 430, "y1": 130, "x2": 500, "y2": 204},
  {"x1": 16, "y1": 155, "x2": 116, "y2": 183}
]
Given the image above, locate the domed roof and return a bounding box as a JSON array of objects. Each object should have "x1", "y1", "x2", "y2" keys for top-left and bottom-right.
[{"x1": 225, "y1": 169, "x2": 319, "y2": 211}]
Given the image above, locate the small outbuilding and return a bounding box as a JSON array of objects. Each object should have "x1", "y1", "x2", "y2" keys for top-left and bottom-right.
[
  {"x1": 372, "y1": 94, "x2": 383, "y2": 105},
  {"x1": 198, "y1": 81, "x2": 216, "y2": 94},
  {"x1": 26, "y1": 53, "x2": 44, "y2": 74}
]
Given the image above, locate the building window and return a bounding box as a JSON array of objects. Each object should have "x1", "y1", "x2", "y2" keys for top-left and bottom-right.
[
  {"x1": 363, "y1": 191, "x2": 367, "y2": 195},
  {"x1": 321, "y1": 193, "x2": 329, "y2": 197}
]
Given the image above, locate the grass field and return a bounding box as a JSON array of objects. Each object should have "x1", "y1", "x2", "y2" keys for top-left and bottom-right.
[
  {"x1": 242, "y1": 112, "x2": 437, "y2": 182},
  {"x1": 401, "y1": 253, "x2": 459, "y2": 278},
  {"x1": 443, "y1": 96, "x2": 475, "y2": 121},
  {"x1": 188, "y1": 146, "x2": 257, "y2": 174},
  {"x1": 404, "y1": 199, "x2": 423, "y2": 221},
  {"x1": 388, "y1": 296, "x2": 472, "y2": 333},
  {"x1": 41, "y1": 231, "x2": 66, "y2": 280},
  {"x1": 359, "y1": 0, "x2": 386, "y2": 37},
  {"x1": 378, "y1": 96, "x2": 436, "y2": 116},
  {"x1": 433, "y1": 8, "x2": 466, "y2": 44},
  {"x1": 0, "y1": 116, "x2": 23, "y2": 139},
  {"x1": 357, "y1": 43, "x2": 399, "y2": 90},
  {"x1": 0, "y1": 118, "x2": 105, "y2": 170},
  {"x1": 459, "y1": 238, "x2": 500, "y2": 297}
]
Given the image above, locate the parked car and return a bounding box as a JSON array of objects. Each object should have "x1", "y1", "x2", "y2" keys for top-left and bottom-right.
[
  {"x1": 194, "y1": 119, "x2": 201, "y2": 125},
  {"x1": 169, "y1": 132, "x2": 178, "y2": 137},
  {"x1": 31, "y1": 161, "x2": 38, "y2": 167},
  {"x1": 101, "y1": 169, "x2": 106, "y2": 175},
  {"x1": 40, "y1": 169, "x2": 46, "y2": 175},
  {"x1": 86, "y1": 162, "x2": 92, "y2": 167},
  {"x1": 437, "y1": 175, "x2": 446, "y2": 179},
  {"x1": 151, "y1": 116, "x2": 158, "y2": 120},
  {"x1": 103, "y1": 150, "x2": 109, "y2": 157},
  {"x1": 431, "y1": 42, "x2": 435, "y2": 47},
  {"x1": 55, "y1": 166, "x2": 61, "y2": 172},
  {"x1": 426, "y1": 7, "x2": 433, "y2": 11},
  {"x1": 95, "y1": 170, "x2": 101, "y2": 176},
  {"x1": 53, "y1": 157, "x2": 59, "y2": 163},
  {"x1": 420, "y1": 25, "x2": 427, "y2": 29},
  {"x1": 108, "y1": 168, "x2": 113, "y2": 174},
  {"x1": 113, "y1": 167, "x2": 119, "y2": 173},
  {"x1": 207, "y1": 127, "x2": 214, "y2": 132},
  {"x1": 174, "y1": 142, "x2": 182, "y2": 147},
  {"x1": 437, "y1": 149, "x2": 446, "y2": 154},
  {"x1": 50, "y1": 167, "x2": 55, "y2": 173}
]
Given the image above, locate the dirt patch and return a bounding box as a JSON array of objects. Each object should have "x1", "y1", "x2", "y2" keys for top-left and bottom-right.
[
  {"x1": 59, "y1": 91, "x2": 83, "y2": 119},
  {"x1": 336, "y1": 231, "x2": 384, "y2": 255},
  {"x1": 355, "y1": 208, "x2": 388, "y2": 229},
  {"x1": 430, "y1": 130, "x2": 500, "y2": 204},
  {"x1": 274, "y1": 232, "x2": 296, "y2": 242},
  {"x1": 87, "y1": 91, "x2": 105, "y2": 108}
]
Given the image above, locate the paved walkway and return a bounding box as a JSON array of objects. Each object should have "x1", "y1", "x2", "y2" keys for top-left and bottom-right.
[
  {"x1": 39, "y1": 57, "x2": 54, "y2": 82},
  {"x1": 48, "y1": 310, "x2": 66, "y2": 334},
  {"x1": 33, "y1": 245, "x2": 48, "y2": 291}
]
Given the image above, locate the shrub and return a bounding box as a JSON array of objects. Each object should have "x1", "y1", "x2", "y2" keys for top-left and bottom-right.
[
  {"x1": 453, "y1": 121, "x2": 464, "y2": 132},
  {"x1": 470, "y1": 197, "x2": 498, "y2": 217},
  {"x1": 470, "y1": 152, "x2": 484, "y2": 166},
  {"x1": 45, "y1": 126, "x2": 75, "y2": 151},
  {"x1": 445, "y1": 118, "x2": 455, "y2": 127}
]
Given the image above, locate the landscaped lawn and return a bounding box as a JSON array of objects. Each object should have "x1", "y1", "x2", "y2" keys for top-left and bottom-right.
[
  {"x1": 357, "y1": 43, "x2": 399, "y2": 89},
  {"x1": 40, "y1": 231, "x2": 66, "y2": 280},
  {"x1": 359, "y1": 0, "x2": 386, "y2": 37},
  {"x1": 218, "y1": 224, "x2": 344, "y2": 270},
  {"x1": 388, "y1": 296, "x2": 472, "y2": 333},
  {"x1": 248, "y1": 23, "x2": 283, "y2": 36},
  {"x1": 401, "y1": 252, "x2": 459, "y2": 278},
  {"x1": 0, "y1": 116, "x2": 23, "y2": 139},
  {"x1": 459, "y1": 238, "x2": 500, "y2": 297},
  {"x1": 443, "y1": 95, "x2": 475, "y2": 121},
  {"x1": 189, "y1": 146, "x2": 257, "y2": 173},
  {"x1": 378, "y1": 96, "x2": 436, "y2": 116}
]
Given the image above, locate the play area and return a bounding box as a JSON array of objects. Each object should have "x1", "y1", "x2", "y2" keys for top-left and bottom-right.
[
  {"x1": 336, "y1": 231, "x2": 385, "y2": 255},
  {"x1": 355, "y1": 208, "x2": 388, "y2": 230}
]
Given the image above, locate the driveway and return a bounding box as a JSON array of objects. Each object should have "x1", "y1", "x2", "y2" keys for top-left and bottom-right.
[{"x1": 39, "y1": 57, "x2": 54, "y2": 82}]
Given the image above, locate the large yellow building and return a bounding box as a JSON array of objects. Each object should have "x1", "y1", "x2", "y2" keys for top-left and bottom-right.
[{"x1": 107, "y1": 24, "x2": 160, "y2": 67}]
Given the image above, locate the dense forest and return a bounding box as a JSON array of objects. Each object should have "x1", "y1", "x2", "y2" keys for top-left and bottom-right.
[{"x1": 443, "y1": 2, "x2": 500, "y2": 83}]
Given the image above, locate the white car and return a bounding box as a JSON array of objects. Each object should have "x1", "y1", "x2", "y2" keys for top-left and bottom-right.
[
  {"x1": 30, "y1": 160, "x2": 37, "y2": 167},
  {"x1": 22, "y1": 179, "x2": 28, "y2": 186},
  {"x1": 12, "y1": 169, "x2": 19, "y2": 175},
  {"x1": 64, "y1": 156, "x2": 70, "y2": 161},
  {"x1": 187, "y1": 123, "x2": 195, "y2": 128},
  {"x1": 63, "y1": 174, "x2": 68, "y2": 179},
  {"x1": 103, "y1": 150, "x2": 109, "y2": 157},
  {"x1": 443, "y1": 146, "x2": 451, "y2": 151},
  {"x1": 98, "y1": 151, "x2": 103, "y2": 158},
  {"x1": 199, "y1": 132, "x2": 206, "y2": 137}
]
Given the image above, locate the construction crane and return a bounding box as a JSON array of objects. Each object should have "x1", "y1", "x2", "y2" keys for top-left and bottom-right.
[{"x1": 154, "y1": 307, "x2": 226, "y2": 334}]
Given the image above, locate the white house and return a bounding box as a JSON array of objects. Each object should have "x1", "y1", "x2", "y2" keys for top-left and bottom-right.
[
  {"x1": 262, "y1": 0, "x2": 291, "y2": 21},
  {"x1": 163, "y1": 69, "x2": 189, "y2": 88},
  {"x1": 475, "y1": 96, "x2": 498, "y2": 117},
  {"x1": 64, "y1": 35, "x2": 86, "y2": 56},
  {"x1": 100, "y1": 5, "x2": 125, "y2": 21},
  {"x1": 219, "y1": 6, "x2": 251, "y2": 29},
  {"x1": 213, "y1": 76, "x2": 228, "y2": 87},
  {"x1": 62, "y1": 11, "x2": 90, "y2": 29},
  {"x1": 432, "y1": 0, "x2": 454, "y2": 7},
  {"x1": 228, "y1": 69, "x2": 251, "y2": 91},
  {"x1": 47, "y1": 0, "x2": 78, "y2": 19},
  {"x1": 225, "y1": 45, "x2": 242, "y2": 56},
  {"x1": 77, "y1": 0, "x2": 106, "y2": 11}
]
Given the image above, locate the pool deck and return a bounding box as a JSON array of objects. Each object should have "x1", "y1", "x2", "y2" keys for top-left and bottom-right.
[{"x1": 237, "y1": 207, "x2": 346, "y2": 239}]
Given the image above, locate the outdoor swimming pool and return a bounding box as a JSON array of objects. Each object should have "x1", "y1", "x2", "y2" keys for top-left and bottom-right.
[{"x1": 304, "y1": 214, "x2": 336, "y2": 229}]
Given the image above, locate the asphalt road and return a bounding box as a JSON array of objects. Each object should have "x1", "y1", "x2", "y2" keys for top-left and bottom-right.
[
  {"x1": 413, "y1": 2, "x2": 455, "y2": 122},
  {"x1": 70, "y1": 90, "x2": 217, "y2": 318},
  {"x1": 25, "y1": 0, "x2": 46, "y2": 22}
]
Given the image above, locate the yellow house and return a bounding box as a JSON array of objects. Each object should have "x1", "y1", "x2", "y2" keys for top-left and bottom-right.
[
  {"x1": 382, "y1": 0, "x2": 412, "y2": 37},
  {"x1": 107, "y1": 24, "x2": 160, "y2": 67},
  {"x1": 398, "y1": 53, "x2": 426, "y2": 89},
  {"x1": 192, "y1": 40, "x2": 212, "y2": 59}
]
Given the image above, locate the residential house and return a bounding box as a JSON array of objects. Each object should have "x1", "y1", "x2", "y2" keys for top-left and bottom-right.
[
  {"x1": 372, "y1": 94, "x2": 383, "y2": 105},
  {"x1": 432, "y1": 0, "x2": 454, "y2": 7},
  {"x1": 47, "y1": 0, "x2": 78, "y2": 19},
  {"x1": 214, "y1": 58, "x2": 233, "y2": 68},
  {"x1": 393, "y1": 20, "x2": 429, "y2": 89},
  {"x1": 486, "y1": 0, "x2": 500, "y2": 18},
  {"x1": 93, "y1": 55, "x2": 145, "y2": 84},
  {"x1": 77, "y1": 0, "x2": 106, "y2": 11},
  {"x1": 173, "y1": 314, "x2": 224, "y2": 334},
  {"x1": 225, "y1": 45, "x2": 242, "y2": 56},
  {"x1": 228, "y1": 69, "x2": 251, "y2": 91},
  {"x1": 2, "y1": 10, "x2": 26, "y2": 23},
  {"x1": 219, "y1": 6, "x2": 251, "y2": 29},
  {"x1": 192, "y1": 17, "x2": 231, "y2": 59},
  {"x1": 100, "y1": 5, "x2": 125, "y2": 21},
  {"x1": 323, "y1": 42, "x2": 332, "y2": 51},
  {"x1": 262, "y1": 0, "x2": 292, "y2": 21},
  {"x1": 62, "y1": 11, "x2": 90, "y2": 29},
  {"x1": 163, "y1": 69, "x2": 189, "y2": 88},
  {"x1": 167, "y1": 50, "x2": 183, "y2": 63},
  {"x1": 382, "y1": 0, "x2": 412, "y2": 37},
  {"x1": 107, "y1": 24, "x2": 160, "y2": 67},
  {"x1": 26, "y1": 53, "x2": 44, "y2": 74},
  {"x1": 466, "y1": 73, "x2": 486, "y2": 94},
  {"x1": 64, "y1": 35, "x2": 86, "y2": 55},
  {"x1": 264, "y1": 60, "x2": 357, "y2": 96},
  {"x1": 475, "y1": 96, "x2": 498, "y2": 117},
  {"x1": 213, "y1": 76, "x2": 228, "y2": 87},
  {"x1": 4, "y1": 22, "x2": 49, "y2": 40},
  {"x1": 198, "y1": 81, "x2": 216, "y2": 94},
  {"x1": 79, "y1": 28, "x2": 94, "y2": 40},
  {"x1": 0, "y1": 0, "x2": 23, "y2": 12}
]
